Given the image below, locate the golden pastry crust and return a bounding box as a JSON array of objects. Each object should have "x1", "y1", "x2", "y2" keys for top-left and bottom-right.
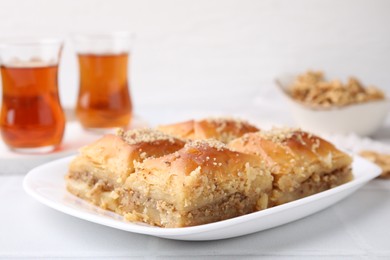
[
  {"x1": 69, "y1": 128, "x2": 185, "y2": 182},
  {"x1": 66, "y1": 123, "x2": 353, "y2": 228},
  {"x1": 124, "y1": 139, "x2": 273, "y2": 227},
  {"x1": 66, "y1": 135, "x2": 273, "y2": 228},
  {"x1": 157, "y1": 117, "x2": 259, "y2": 144},
  {"x1": 228, "y1": 128, "x2": 353, "y2": 206},
  {"x1": 66, "y1": 129, "x2": 185, "y2": 208}
]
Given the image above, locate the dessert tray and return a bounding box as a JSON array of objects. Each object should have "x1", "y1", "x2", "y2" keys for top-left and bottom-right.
[{"x1": 23, "y1": 154, "x2": 381, "y2": 241}]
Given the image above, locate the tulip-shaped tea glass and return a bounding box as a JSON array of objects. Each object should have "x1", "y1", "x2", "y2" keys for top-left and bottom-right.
[
  {"x1": 0, "y1": 38, "x2": 65, "y2": 153},
  {"x1": 72, "y1": 32, "x2": 133, "y2": 132}
]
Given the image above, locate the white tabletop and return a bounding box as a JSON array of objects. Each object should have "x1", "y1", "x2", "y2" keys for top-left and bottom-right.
[{"x1": 1, "y1": 100, "x2": 390, "y2": 259}]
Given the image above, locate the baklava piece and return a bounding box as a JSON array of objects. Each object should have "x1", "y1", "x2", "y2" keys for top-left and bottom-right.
[
  {"x1": 228, "y1": 128, "x2": 353, "y2": 206},
  {"x1": 123, "y1": 139, "x2": 273, "y2": 227},
  {"x1": 66, "y1": 130, "x2": 273, "y2": 228},
  {"x1": 66, "y1": 129, "x2": 185, "y2": 211},
  {"x1": 157, "y1": 117, "x2": 259, "y2": 144}
]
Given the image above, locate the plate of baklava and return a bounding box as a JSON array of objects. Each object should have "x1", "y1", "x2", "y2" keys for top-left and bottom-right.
[{"x1": 23, "y1": 118, "x2": 382, "y2": 241}]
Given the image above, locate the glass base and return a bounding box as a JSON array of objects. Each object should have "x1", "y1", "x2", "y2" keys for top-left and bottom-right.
[{"x1": 10, "y1": 145, "x2": 58, "y2": 154}]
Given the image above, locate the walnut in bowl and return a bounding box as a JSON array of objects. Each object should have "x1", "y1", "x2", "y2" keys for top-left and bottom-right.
[{"x1": 276, "y1": 71, "x2": 390, "y2": 136}]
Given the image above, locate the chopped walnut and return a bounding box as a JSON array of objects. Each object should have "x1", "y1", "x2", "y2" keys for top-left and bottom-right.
[
  {"x1": 185, "y1": 139, "x2": 227, "y2": 151},
  {"x1": 359, "y1": 150, "x2": 390, "y2": 178},
  {"x1": 116, "y1": 128, "x2": 180, "y2": 145},
  {"x1": 288, "y1": 71, "x2": 385, "y2": 108}
]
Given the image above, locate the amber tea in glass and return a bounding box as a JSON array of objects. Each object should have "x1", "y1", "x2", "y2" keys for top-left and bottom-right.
[
  {"x1": 0, "y1": 39, "x2": 65, "y2": 153},
  {"x1": 73, "y1": 33, "x2": 133, "y2": 131}
]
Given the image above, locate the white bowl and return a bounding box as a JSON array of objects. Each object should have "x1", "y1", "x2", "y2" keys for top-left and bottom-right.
[{"x1": 276, "y1": 74, "x2": 390, "y2": 136}]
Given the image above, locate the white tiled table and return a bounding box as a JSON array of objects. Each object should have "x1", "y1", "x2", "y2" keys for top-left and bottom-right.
[{"x1": 1, "y1": 102, "x2": 390, "y2": 259}]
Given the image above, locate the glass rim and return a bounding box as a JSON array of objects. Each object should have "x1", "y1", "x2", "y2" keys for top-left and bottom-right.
[
  {"x1": 71, "y1": 31, "x2": 135, "y2": 41},
  {"x1": 0, "y1": 37, "x2": 63, "y2": 48}
]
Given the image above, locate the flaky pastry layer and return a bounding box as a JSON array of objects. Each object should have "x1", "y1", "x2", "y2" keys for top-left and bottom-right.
[
  {"x1": 66, "y1": 134, "x2": 273, "y2": 227},
  {"x1": 228, "y1": 128, "x2": 353, "y2": 206},
  {"x1": 66, "y1": 123, "x2": 353, "y2": 227},
  {"x1": 157, "y1": 117, "x2": 259, "y2": 144}
]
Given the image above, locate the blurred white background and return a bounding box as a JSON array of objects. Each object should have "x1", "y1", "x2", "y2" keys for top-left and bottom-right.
[{"x1": 0, "y1": 0, "x2": 389, "y2": 113}]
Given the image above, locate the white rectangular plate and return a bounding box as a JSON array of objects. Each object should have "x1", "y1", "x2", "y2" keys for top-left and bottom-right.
[{"x1": 23, "y1": 155, "x2": 381, "y2": 241}]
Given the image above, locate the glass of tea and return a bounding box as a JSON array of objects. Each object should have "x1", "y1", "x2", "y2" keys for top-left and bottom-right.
[
  {"x1": 0, "y1": 38, "x2": 65, "y2": 153},
  {"x1": 72, "y1": 32, "x2": 134, "y2": 132}
]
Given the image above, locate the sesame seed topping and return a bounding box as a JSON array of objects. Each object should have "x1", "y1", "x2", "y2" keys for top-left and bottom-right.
[
  {"x1": 185, "y1": 139, "x2": 227, "y2": 151},
  {"x1": 204, "y1": 117, "x2": 255, "y2": 134},
  {"x1": 311, "y1": 138, "x2": 321, "y2": 153},
  {"x1": 116, "y1": 128, "x2": 180, "y2": 145},
  {"x1": 252, "y1": 127, "x2": 304, "y2": 144}
]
